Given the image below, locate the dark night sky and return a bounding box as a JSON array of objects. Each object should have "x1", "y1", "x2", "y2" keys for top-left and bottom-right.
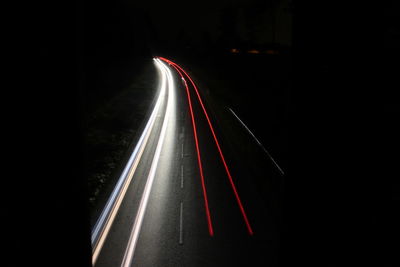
[{"x1": 81, "y1": 0, "x2": 293, "y2": 104}]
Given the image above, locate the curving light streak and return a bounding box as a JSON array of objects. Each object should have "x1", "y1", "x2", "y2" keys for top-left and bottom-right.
[
  {"x1": 120, "y1": 58, "x2": 175, "y2": 267},
  {"x1": 170, "y1": 63, "x2": 214, "y2": 236},
  {"x1": 91, "y1": 58, "x2": 167, "y2": 265},
  {"x1": 159, "y1": 57, "x2": 254, "y2": 235}
]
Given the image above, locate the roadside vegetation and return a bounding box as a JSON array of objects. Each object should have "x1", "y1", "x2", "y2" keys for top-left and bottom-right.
[{"x1": 84, "y1": 62, "x2": 158, "y2": 220}]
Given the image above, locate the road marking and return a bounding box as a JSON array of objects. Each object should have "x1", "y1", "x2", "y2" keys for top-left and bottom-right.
[
  {"x1": 162, "y1": 59, "x2": 214, "y2": 236},
  {"x1": 120, "y1": 58, "x2": 175, "y2": 267},
  {"x1": 228, "y1": 108, "x2": 285, "y2": 176},
  {"x1": 180, "y1": 165, "x2": 184, "y2": 189},
  {"x1": 181, "y1": 143, "x2": 184, "y2": 158},
  {"x1": 162, "y1": 57, "x2": 252, "y2": 235},
  {"x1": 179, "y1": 202, "x2": 183, "y2": 245}
]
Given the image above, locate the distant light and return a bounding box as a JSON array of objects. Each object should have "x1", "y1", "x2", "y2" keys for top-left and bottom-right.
[
  {"x1": 230, "y1": 48, "x2": 239, "y2": 53},
  {"x1": 265, "y1": 50, "x2": 279, "y2": 55},
  {"x1": 247, "y1": 49, "x2": 260, "y2": 54}
]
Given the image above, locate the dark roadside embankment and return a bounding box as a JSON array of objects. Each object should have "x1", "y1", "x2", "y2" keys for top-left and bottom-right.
[
  {"x1": 83, "y1": 60, "x2": 159, "y2": 224},
  {"x1": 82, "y1": 0, "x2": 156, "y2": 223}
]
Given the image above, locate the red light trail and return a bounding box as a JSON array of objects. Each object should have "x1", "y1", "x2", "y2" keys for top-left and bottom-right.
[
  {"x1": 159, "y1": 57, "x2": 254, "y2": 236},
  {"x1": 169, "y1": 62, "x2": 214, "y2": 237}
]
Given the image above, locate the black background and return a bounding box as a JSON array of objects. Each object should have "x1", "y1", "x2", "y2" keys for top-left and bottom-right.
[{"x1": 5, "y1": 0, "x2": 399, "y2": 266}]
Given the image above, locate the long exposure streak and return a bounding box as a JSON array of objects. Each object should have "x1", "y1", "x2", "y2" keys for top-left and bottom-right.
[
  {"x1": 169, "y1": 62, "x2": 214, "y2": 236},
  {"x1": 160, "y1": 57, "x2": 254, "y2": 235}
]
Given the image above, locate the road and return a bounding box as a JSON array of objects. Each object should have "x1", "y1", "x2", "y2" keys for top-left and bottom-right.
[{"x1": 91, "y1": 57, "x2": 283, "y2": 267}]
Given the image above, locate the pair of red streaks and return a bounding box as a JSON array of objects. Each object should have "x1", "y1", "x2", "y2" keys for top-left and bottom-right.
[
  {"x1": 169, "y1": 62, "x2": 214, "y2": 236},
  {"x1": 158, "y1": 57, "x2": 253, "y2": 236}
]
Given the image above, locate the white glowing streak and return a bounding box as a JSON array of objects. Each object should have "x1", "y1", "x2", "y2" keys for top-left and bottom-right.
[
  {"x1": 91, "y1": 58, "x2": 167, "y2": 265},
  {"x1": 121, "y1": 59, "x2": 175, "y2": 267},
  {"x1": 228, "y1": 108, "x2": 285, "y2": 176}
]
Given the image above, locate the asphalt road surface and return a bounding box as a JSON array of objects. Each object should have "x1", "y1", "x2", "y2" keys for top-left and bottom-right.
[{"x1": 91, "y1": 57, "x2": 283, "y2": 267}]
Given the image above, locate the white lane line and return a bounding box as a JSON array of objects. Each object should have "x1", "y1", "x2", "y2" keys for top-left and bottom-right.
[
  {"x1": 181, "y1": 143, "x2": 184, "y2": 158},
  {"x1": 91, "y1": 58, "x2": 167, "y2": 265},
  {"x1": 180, "y1": 165, "x2": 184, "y2": 189},
  {"x1": 179, "y1": 202, "x2": 183, "y2": 245},
  {"x1": 229, "y1": 108, "x2": 285, "y2": 176},
  {"x1": 120, "y1": 59, "x2": 175, "y2": 267}
]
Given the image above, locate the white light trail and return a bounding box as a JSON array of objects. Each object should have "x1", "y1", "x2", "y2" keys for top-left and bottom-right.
[
  {"x1": 228, "y1": 107, "x2": 285, "y2": 176},
  {"x1": 121, "y1": 58, "x2": 175, "y2": 267},
  {"x1": 91, "y1": 58, "x2": 167, "y2": 265}
]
